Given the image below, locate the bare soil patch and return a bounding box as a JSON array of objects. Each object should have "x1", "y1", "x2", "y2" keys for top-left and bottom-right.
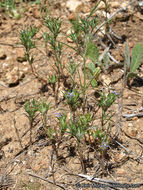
[{"x1": 0, "y1": 1, "x2": 143, "y2": 189}]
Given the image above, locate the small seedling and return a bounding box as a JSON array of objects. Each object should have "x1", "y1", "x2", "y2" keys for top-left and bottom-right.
[
  {"x1": 48, "y1": 74, "x2": 58, "y2": 105},
  {"x1": 98, "y1": 91, "x2": 119, "y2": 130},
  {"x1": 20, "y1": 27, "x2": 38, "y2": 75},
  {"x1": 66, "y1": 113, "x2": 92, "y2": 173},
  {"x1": 38, "y1": 101, "x2": 51, "y2": 129},
  {"x1": 65, "y1": 90, "x2": 82, "y2": 112},
  {"x1": 67, "y1": 56, "x2": 79, "y2": 89},
  {"x1": 43, "y1": 17, "x2": 64, "y2": 106},
  {"x1": 85, "y1": 62, "x2": 101, "y2": 88},
  {"x1": 24, "y1": 99, "x2": 39, "y2": 144},
  {"x1": 0, "y1": 0, "x2": 21, "y2": 19},
  {"x1": 38, "y1": 100, "x2": 59, "y2": 158},
  {"x1": 77, "y1": 112, "x2": 92, "y2": 129},
  {"x1": 20, "y1": 27, "x2": 48, "y2": 85},
  {"x1": 56, "y1": 113, "x2": 67, "y2": 139},
  {"x1": 89, "y1": 127, "x2": 108, "y2": 146},
  {"x1": 43, "y1": 17, "x2": 63, "y2": 75},
  {"x1": 46, "y1": 127, "x2": 58, "y2": 159},
  {"x1": 88, "y1": 125, "x2": 110, "y2": 174},
  {"x1": 68, "y1": 117, "x2": 87, "y2": 173},
  {"x1": 22, "y1": 181, "x2": 40, "y2": 190}
]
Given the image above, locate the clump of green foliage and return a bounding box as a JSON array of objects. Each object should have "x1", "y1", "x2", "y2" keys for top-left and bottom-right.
[
  {"x1": 18, "y1": 0, "x2": 143, "y2": 176},
  {"x1": 124, "y1": 42, "x2": 143, "y2": 86}
]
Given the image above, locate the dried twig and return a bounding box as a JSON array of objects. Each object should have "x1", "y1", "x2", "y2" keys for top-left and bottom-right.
[
  {"x1": 123, "y1": 112, "x2": 143, "y2": 119},
  {"x1": 99, "y1": 45, "x2": 110, "y2": 62},
  {"x1": 27, "y1": 172, "x2": 66, "y2": 190},
  {"x1": 0, "y1": 78, "x2": 35, "y2": 103},
  {"x1": 48, "y1": 150, "x2": 56, "y2": 184},
  {"x1": 115, "y1": 92, "x2": 123, "y2": 138},
  {"x1": 0, "y1": 147, "x2": 27, "y2": 187},
  {"x1": 93, "y1": 0, "x2": 138, "y2": 35},
  {"x1": 99, "y1": 40, "x2": 124, "y2": 74},
  {"x1": 123, "y1": 130, "x2": 143, "y2": 145},
  {"x1": 0, "y1": 175, "x2": 15, "y2": 189},
  {"x1": 13, "y1": 118, "x2": 23, "y2": 149},
  {"x1": 115, "y1": 140, "x2": 143, "y2": 163},
  {"x1": 107, "y1": 52, "x2": 119, "y2": 64},
  {"x1": 0, "y1": 42, "x2": 23, "y2": 48},
  {"x1": 78, "y1": 173, "x2": 143, "y2": 189},
  {"x1": 21, "y1": 118, "x2": 41, "y2": 138}
]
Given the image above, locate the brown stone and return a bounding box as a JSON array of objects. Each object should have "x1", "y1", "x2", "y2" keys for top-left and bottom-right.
[
  {"x1": 116, "y1": 168, "x2": 126, "y2": 175},
  {"x1": 135, "y1": 12, "x2": 143, "y2": 21},
  {"x1": 0, "y1": 49, "x2": 6, "y2": 60},
  {"x1": 128, "y1": 128, "x2": 138, "y2": 137},
  {"x1": 66, "y1": 0, "x2": 82, "y2": 12},
  {"x1": 114, "y1": 152, "x2": 126, "y2": 163},
  {"x1": 109, "y1": 2, "x2": 120, "y2": 9},
  {"x1": 33, "y1": 164, "x2": 40, "y2": 171},
  {"x1": 68, "y1": 13, "x2": 76, "y2": 21}
]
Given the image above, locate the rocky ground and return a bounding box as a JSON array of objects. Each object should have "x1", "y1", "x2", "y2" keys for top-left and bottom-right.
[{"x1": 0, "y1": 0, "x2": 143, "y2": 189}]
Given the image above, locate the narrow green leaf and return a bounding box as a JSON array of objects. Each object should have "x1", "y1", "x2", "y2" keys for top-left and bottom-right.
[
  {"x1": 87, "y1": 0, "x2": 102, "y2": 18},
  {"x1": 130, "y1": 43, "x2": 143, "y2": 73},
  {"x1": 87, "y1": 62, "x2": 96, "y2": 73},
  {"x1": 91, "y1": 79, "x2": 98, "y2": 88},
  {"x1": 103, "y1": 53, "x2": 109, "y2": 67},
  {"x1": 85, "y1": 41, "x2": 99, "y2": 62},
  {"x1": 124, "y1": 42, "x2": 130, "y2": 70},
  {"x1": 127, "y1": 72, "x2": 137, "y2": 79},
  {"x1": 94, "y1": 67, "x2": 101, "y2": 80}
]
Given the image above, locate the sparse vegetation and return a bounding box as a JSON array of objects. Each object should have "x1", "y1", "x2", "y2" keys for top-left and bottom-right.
[{"x1": 0, "y1": 0, "x2": 143, "y2": 189}]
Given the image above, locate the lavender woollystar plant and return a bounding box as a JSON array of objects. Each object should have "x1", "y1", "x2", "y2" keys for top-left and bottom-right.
[
  {"x1": 67, "y1": 91, "x2": 75, "y2": 99},
  {"x1": 56, "y1": 112, "x2": 63, "y2": 118},
  {"x1": 100, "y1": 141, "x2": 109, "y2": 150}
]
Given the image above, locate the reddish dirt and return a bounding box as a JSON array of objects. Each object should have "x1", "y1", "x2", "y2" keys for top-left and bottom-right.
[{"x1": 0, "y1": 0, "x2": 143, "y2": 190}]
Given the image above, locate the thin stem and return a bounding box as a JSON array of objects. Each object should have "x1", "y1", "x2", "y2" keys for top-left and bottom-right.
[
  {"x1": 52, "y1": 140, "x2": 58, "y2": 160},
  {"x1": 52, "y1": 83, "x2": 57, "y2": 106},
  {"x1": 101, "y1": 109, "x2": 105, "y2": 131},
  {"x1": 55, "y1": 78, "x2": 60, "y2": 107},
  {"x1": 82, "y1": 56, "x2": 87, "y2": 114},
  {"x1": 77, "y1": 141, "x2": 86, "y2": 173},
  {"x1": 29, "y1": 119, "x2": 33, "y2": 145},
  {"x1": 43, "y1": 114, "x2": 47, "y2": 129}
]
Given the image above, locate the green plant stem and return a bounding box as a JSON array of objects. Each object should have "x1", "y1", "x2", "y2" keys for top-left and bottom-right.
[
  {"x1": 82, "y1": 56, "x2": 87, "y2": 114},
  {"x1": 55, "y1": 54, "x2": 61, "y2": 74},
  {"x1": 29, "y1": 119, "x2": 33, "y2": 145},
  {"x1": 77, "y1": 141, "x2": 86, "y2": 173},
  {"x1": 52, "y1": 42, "x2": 63, "y2": 76},
  {"x1": 103, "y1": 112, "x2": 114, "y2": 126},
  {"x1": 52, "y1": 140, "x2": 58, "y2": 159},
  {"x1": 57, "y1": 40, "x2": 77, "y2": 51},
  {"x1": 20, "y1": 0, "x2": 23, "y2": 11},
  {"x1": 100, "y1": 151, "x2": 106, "y2": 175},
  {"x1": 42, "y1": 114, "x2": 47, "y2": 129},
  {"x1": 101, "y1": 109, "x2": 105, "y2": 131},
  {"x1": 52, "y1": 83, "x2": 57, "y2": 106},
  {"x1": 26, "y1": 52, "x2": 47, "y2": 84},
  {"x1": 53, "y1": 51, "x2": 63, "y2": 107},
  {"x1": 56, "y1": 78, "x2": 60, "y2": 107},
  {"x1": 71, "y1": 110, "x2": 76, "y2": 122},
  {"x1": 25, "y1": 52, "x2": 35, "y2": 75}
]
